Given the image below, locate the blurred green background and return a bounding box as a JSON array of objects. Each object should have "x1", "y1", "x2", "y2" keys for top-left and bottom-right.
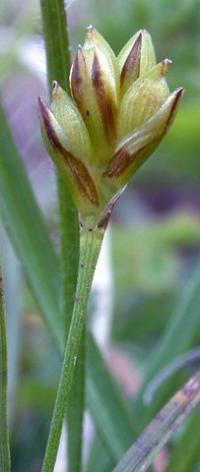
[{"x1": 1, "y1": 0, "x2": 200, "y2": 470}]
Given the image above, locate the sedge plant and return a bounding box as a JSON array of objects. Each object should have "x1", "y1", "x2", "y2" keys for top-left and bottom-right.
[{"x1": 38, "y1": 24, "x2": 184, "y2": 471}]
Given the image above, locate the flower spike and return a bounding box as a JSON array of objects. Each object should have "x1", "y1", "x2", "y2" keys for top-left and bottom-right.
[{"x1": 39, "y1": 26, "x2": 184, "y2": 229}]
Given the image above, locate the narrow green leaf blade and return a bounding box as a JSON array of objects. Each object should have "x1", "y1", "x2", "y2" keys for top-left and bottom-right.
[
  {"x1": 87, "y1": 333, "x2": 136, "y2": 462},
  {"x1": 0, "y1": 272, "x2": 11, "y2": 471},
  {"x1": 0, "y1": 104, "x2": 63, "y2": 349},
  {"x1": 114, "y1": 371, "x2": 200, "y2": 472},
  {"x1": 1, "y1": 228, "x2": 23, "y2": 424}
]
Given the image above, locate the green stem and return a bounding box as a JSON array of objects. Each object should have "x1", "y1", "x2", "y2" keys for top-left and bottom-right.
[
  {"x1": 67, "y1": 330, "x2": 85, "y2": 471},
  {"x1": 40, "y1": 0, "x2": 71, "y2": 93},
  {"x1": 0, "y1": 277, "x2": 11, "y2": 471},
  {"x1": 40, "y1": 0, "x2": 79, "y2": 325},
  {"x1": 40, "y1": 2, "x2": 82, "y2": 469},
  {"x1": 42, "y1": 227, "x2": 104, "y2": 472}
]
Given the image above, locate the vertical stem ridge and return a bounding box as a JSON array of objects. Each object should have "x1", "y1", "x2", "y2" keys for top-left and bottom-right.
[
  {"x1": 0, "y1": 276, "x2": 11, "y2": 471},
  {"x1": 42, "y1": 227, "x2": 104, "y2": 472},
  {"x1": 67, "y1": 330, "x2": 85, "y2": 472}
]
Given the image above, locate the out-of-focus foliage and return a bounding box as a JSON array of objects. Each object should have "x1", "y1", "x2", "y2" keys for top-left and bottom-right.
[
  {"x1": 111, "y1": 212, "x2": 200, "y2": 350},
  {"x1": 1, "y1": 0, "x2": 200, "y2": 470}
]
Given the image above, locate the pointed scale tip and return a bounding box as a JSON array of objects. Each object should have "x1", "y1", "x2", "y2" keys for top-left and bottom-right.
[
  {"x1": 85, "y1": 25, "x2": 98, "y2": 48},
  {"x1": 141, "y1": 28, "x2": 151, "y2": 37},
  {"x1": 70, "y1": 48, "x2": 85, "y2": 97},
  {"x1": 167, "y1": 87, "x2": 184, "y2": 127},
  {"x1": 38, "y1": 97, "x2": 49, "y2": 127},
  {"x1": 161, "y1": 58, "x2": 173, "y2": 76},
  {"x1": 72, "y1": 46, "x2": 85, "y2": 76},
  {"x1": 140, "y1": 29, "x2": 154, "y2": 46},
  {"x1": 176, "y1": 86, "x2": 185, "y2": 101},
  {"x1": 76, "y1": 45, "x2": 85, "y2": 60},
  {"x1": 120, "y1": 31, "x2": 142, "y2": 86},
  {"x1": 177, "y1": 86, "x2": 185, "y2": 95},
  {"x1": 38, "y1": 96, "x2": 46, "y2": 114},
  {"x1": 38, "y1": 97, "x2": 56, "y2": 147},
  {"x1": 52, "y1": 80, "x2": 59, "y2": 96},
  {"x1": 173, "y1": 86, "x2": 185, "y2": 104},
  {"x1": 86, "y1": 25, "x2": 95, "y2": 33},
  {"x1": 134, "y1": 28, "x2": 147, "y2": 37},
  {"x1": 134, "y1": 30, "x2": 143, "y2": 44},
  {"x1": 86, "y1": 25, "x2": 96, "y2": 42}
]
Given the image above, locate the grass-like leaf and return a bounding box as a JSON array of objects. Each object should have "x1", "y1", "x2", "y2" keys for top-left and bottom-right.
[
  {"x1": 0, "y1": 104, "x2": 63, "y2": 349},
  {"x1": 0, "y1": 272, "x2": 11, "y2": 471},
  {"x1": 87, "y1": 333, "x2": 136, "y2": 462},
  {"x1": 114, "y1": 371, "x2": 200, "y2": 472},
  {"x1": 1, "y1": 229, "x2": 22, "y2": 424}
]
